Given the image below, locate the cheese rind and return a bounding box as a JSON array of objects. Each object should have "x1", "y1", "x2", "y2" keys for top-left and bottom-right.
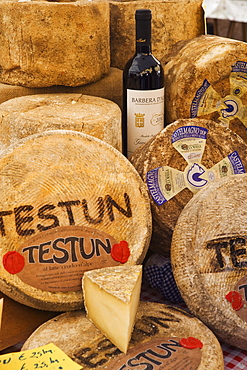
[
  {"x1": 82, "y1": 265, "x2": 142, "y2": 353},
  {"x1": 0, "y1": 0, "x2": 110, "y2": 87}
]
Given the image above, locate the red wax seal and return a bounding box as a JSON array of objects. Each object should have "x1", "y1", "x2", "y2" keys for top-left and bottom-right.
[
  {"x1": 179, "y1": 337, "x2": 203, "y2": 349},
  {"x1": 111, "y1": 241, "x2": 130, "y2": 263},
  {"x1": 225, "y1": 291, "x2": 243, "y2": 311},
  {"x1": 3, "y1": 251, "x2": 25, "y2": 274}
]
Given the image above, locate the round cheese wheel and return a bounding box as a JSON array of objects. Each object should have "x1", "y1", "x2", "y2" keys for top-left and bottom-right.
[
  {"x1": 171, "y1": 174, "x2": 247, "y2": 350},
  {"x1": 163, "y1": 35, "x2": 247, "y2": 143},
  {"x1": 0, "y1": 130, "x2": 151, "y2": 311},
  {"x1": 22, "y1": 301, "x2": 224, "y2": 369},
  {"x1": 0, "y1": 94, "x2": 122, "y2": 152},
  {"x1": 0, "y1": 0, "x2": 110, "y2": 87},
  {"x1": 110, "y1": 0, "x2": 204, "y2": 70},
  {"x1": 130, "y1": 117, "x2": 247, "y2": 256},
  {"x1": 0, "y1": 67, "x2": 123, "y2": 109}
]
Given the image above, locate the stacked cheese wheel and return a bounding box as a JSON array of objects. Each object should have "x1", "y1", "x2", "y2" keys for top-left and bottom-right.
[
  {"x1": 171, "y1": 174, "x2": 247, "y2": 350},
  {"x1": 22, "y1": 301, "x2": 224, "y2": 369},
  {"x1": 163, "y1": 35, "x2": 247, "y2": 143},
  {"x1": 0, "y1": 0, "x2": 110, "y2": 87},
  {"x1": 0, "y1": 94, "x2": 122, "y2": 152},
  {"x1": 110, "y1": 0, "x2": 204, "y2": 70},
  {"x1": 0, "y1": 130, "x2": 151, "y2": 311},
  {"x1": 130, "y1": 117, "x2": 247, "y2": 255}
]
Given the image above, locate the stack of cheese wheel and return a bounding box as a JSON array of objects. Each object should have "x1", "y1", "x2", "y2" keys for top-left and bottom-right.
[
  {"x1": 110, "y1": 0, "x2": 204, "y2": 70},
  {"x1": 0, "y1": 130, "x2": 151, "y2": 311},
  {"x1": 22, "y1": 301, "x2": 224, "y2": 369},
  {"x1": 0, "y1": 94, "x2": 122, "y2": 152},
  {"x1": 163, "y1": 35, "x2": 247, "y2": 143},
  {"x1": 0, "y1": 0, "x2": 110, "y2": 87},
  {"x1": 171, "y1": 174, "x2": 247, "y2": 350},
  {"x1": 130, "y1": 117, "x2": 247, "y2": 256}
]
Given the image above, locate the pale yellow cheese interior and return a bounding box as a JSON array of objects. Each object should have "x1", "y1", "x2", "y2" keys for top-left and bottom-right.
[{"x1": 83, "y1": 265, "x2": 142, "y2": 353}]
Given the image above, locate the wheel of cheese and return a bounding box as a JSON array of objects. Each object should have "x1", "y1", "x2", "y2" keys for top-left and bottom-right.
[
  {"x1": 0, "y1": 0, "x2": 110, "y2": 87},
  {"x1": 110, "y1": 0, "x2": 204, "y2": 70},
  {"x1": 163, "y1": 35, "x2": 247, "y2": 143},
  {"x1": 0, "y1": 94, "x2": 122, "y2": 152},
  {"x1": 130, "y1": 117, "x2": 247, "y2": 256},
  {"x1": 0, "y1": 67, "x2": 123, "y2": 109},
  {"x1": 171, "y1": 174, "x2": 247, "y2": 350},
  {"x1": 22, "y1": 301, "x2": 224, "y2": 369},
  {"x1": 0, "y1": 130, "x2": 151, "y2": 311}
]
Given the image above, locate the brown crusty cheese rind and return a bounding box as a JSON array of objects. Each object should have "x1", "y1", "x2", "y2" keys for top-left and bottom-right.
[
  {"x1": 130, "y1": 117, "x2": 247, "y2": 256},
  {"x1": 0, "y1": 94, "x2": 122, "y2": 152},
  {"x1": 22, "y1": 301, "x2": 224, "y2": 369},
  {"x1": 0, "y1": 0, "x2": 110, "y2": 87},
  {"x1": 163, "y1": 35, "x2": 247, "y2": 143},
  {"x1": 0, "y1": 130, "x2": 151, "y2": 311},
  {"x1": 171, "y1": 174, "x2": 247, "y2": 350}
]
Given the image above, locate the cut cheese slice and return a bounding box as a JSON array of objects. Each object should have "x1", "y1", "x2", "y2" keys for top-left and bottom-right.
[{"x1": 82, "y1": 265, "x2": 142, "y2": 353}]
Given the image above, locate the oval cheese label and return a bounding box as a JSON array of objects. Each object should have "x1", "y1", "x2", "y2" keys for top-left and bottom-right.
[
  {"x1": 3, "y1": 226, "x2": 119, "y2": 292},
  {"x1": 106, "y1": 338, "x2": 202, "y2": 370}
]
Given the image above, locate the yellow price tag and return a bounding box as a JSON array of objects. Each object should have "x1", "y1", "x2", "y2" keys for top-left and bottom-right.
[{"x1": 0, "y1": 343, "x2": 82, "y2": 370}]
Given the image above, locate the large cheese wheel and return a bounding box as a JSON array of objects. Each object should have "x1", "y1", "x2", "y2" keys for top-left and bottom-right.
[
  {"x1": 0, "y1": 94, "x2": 122, "y2": 152},
  {"x1": 171, "y1": 174, "x2": 247, "y2": 350},
  {"x1": 22, "y1": 301, "x2": 224, "y2": 369},
  {"x1": 163, "y1": 35, "x2": 247, "y2": 143},
  {"x1": 0, "y1": 130, "x2": 151, "y2": 311},
  {"x1": 110, "y1": 0, "x2": 204, "y2": 70},
  {"x1": 0, "y1": 0, "x2": 110, "y2": 87},
  {"x1": 0, "y1": 67, "x2": 123, "y2": 109},
  {"x1": 130, "y1": 118, "x2": 247, "y2": 256}
]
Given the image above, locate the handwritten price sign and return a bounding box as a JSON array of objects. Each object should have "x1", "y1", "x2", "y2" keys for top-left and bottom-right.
[{"x1": 0, "y1": 343, "x2": 82, "y2": 370}]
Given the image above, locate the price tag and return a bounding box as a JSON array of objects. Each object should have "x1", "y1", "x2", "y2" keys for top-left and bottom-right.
[{"x1": 0, "y1": 343, "x2": 82, "y2": 370}]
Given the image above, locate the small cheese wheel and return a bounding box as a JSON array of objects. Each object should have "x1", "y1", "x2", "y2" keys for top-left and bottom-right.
[
  {"x1": 171, "y1": 174, "x2": 247, "y2": 350},
  {"x1": 110, "y1": 0, "x2": 204, "y2": 70},
  {"x1": 0, "y1": 94, "x2": 122, "y2": 152},
  {"x1": 130, "y1": 118, "x2": 247, "y2": 256},
  {"x1": 22, "y1": 301, "x2": 224, "y2": 369},
  {"x1": 0, "y1": 0, "x2": 110, "y2": 87},
  {"x1": 163, "y1": 35, "x2": 247, "y2": 143},
  {"x1": 0, "y1": 130, "x2": 151, "y2": 311}
]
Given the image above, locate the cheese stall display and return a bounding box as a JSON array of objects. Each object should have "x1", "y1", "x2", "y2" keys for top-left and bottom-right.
[
  {"x1": 0, "y1": 0, "x2": 110, "y2": 87},
  {"x1": 0, "y1": 130, "x2": 152, "y2": 311},
  {"x1": 130, "y1": 117, "x2": 247, "y2": 255},
  {"x1": 171, "y1": 174, "x2": 247, "y2": 350},
  {"x1": 22, "y1": 301, "x2": 224, "y2": 369},
  {"x1": 163, "y1": 35, "x2": 247, "y2": 143},
  {"x1": 110, "y1": 0, "x2": 204, "y2": 70},
  {"x1": 82, "y1": 265, "x2": 142, "y2": 353},
  {"x1": 0, "y1": 94, "x2": 122, "y2": 152}
]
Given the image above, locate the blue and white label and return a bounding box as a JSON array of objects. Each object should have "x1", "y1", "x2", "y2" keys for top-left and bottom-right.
[
  {"x1": 146, "y1": 168, "x2": 167, "y2": 205},
  {"x1": 172, "y1": 126, "x2": 208, "y2": 143},
  {"x1": 228, "y1": 151, "x2": 245, "y2": 174},
  {"x1": 187, "y1": 163, "x2": 208, "y2": 188}
]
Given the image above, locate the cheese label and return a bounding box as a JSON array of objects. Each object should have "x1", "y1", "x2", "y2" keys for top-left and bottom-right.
[
  {"x1": 0, "y1": 343, "x2": 82, "y2": 370},
  {"x1": 233, "y1": 275, "x2": 247, "y2": 322},
  {"x1": 146, "y1": 125, "x2": 245, "y2": 204},
  {"x1": 3, "y1": 226, "x2": 119, "y2": 292},
  {"x1": 190, "y1": 61, "x2": 247, "y2": 128},
  {"x1": 127, "y1": 88, "x2": 164, "y2": 158},
  {"x1": 106, "y1": 337, "x2": 201, "y2": 369}
]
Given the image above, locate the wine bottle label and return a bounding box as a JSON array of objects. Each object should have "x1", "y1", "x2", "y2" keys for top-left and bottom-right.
[{"x1": 127, "y1": 88, "x2": 164, "y2": 158}]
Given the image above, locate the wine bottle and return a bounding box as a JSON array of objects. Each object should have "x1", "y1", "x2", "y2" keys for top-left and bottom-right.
[{"x1": 122, "y1": 9, "x2": 164, "y2": 158}]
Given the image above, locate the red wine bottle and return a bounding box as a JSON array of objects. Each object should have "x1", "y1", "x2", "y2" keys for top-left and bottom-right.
[{"x1": 122, "y1": 9, "x2": 164, "y2": 158}]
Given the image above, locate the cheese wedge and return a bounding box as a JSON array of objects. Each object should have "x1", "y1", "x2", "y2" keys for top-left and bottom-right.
[{"x1": 82, "y1": 265, "x2": 142, "y2": 353}]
